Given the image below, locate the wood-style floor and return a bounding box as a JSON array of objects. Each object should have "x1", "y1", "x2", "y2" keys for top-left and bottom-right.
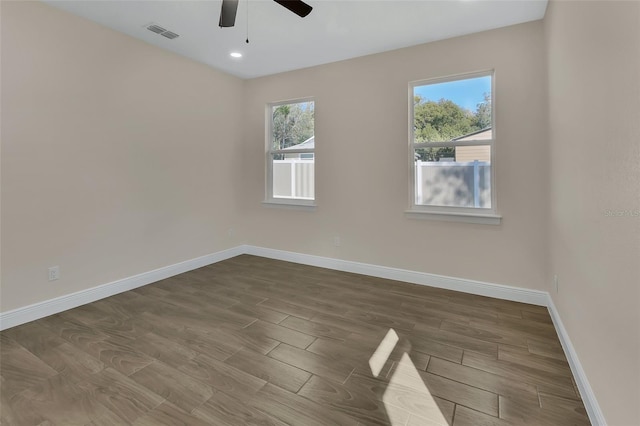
[{"x1": 1, "y1": 255, "x2": 589, "y2": 425}]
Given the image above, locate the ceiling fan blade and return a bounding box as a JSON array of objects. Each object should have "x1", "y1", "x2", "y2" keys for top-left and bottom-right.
[
  {"x1": 273, "y1": 0, "x2": 313, "y2": 18},
  {"x1": 219, "y1": 0, "x2": 239, "y2": 27}
]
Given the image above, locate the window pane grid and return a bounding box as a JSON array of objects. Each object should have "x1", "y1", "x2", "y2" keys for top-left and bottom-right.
[
  {"x1": 267, "y1": 99, "x2": 315, "y2": 204},
  {"x1": 410, "y1": 72, "x2": 494, "y2": 213},
  {"x1": 269, "y1": 149, "x2": 315, "y2": 155},
  {"x1": 412, "y1": 140, "x2": 494, "y2": 149}
]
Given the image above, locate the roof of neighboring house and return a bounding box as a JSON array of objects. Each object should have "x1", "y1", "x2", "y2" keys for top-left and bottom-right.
[
  {"x1": 453, "y1": 127, "x2": 492, "y2": 141},
  {"x1": 282, "y1": 136, "x2": 314, "y2": 150}
]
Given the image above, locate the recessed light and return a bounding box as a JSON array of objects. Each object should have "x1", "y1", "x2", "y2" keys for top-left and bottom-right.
[{"x1": 230, "y1": 52, "x2": 242, "y2": 58}]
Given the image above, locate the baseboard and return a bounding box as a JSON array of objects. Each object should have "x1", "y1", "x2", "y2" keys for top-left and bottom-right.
[
  {"x1": 246, "y1": 245, "x2": 603, "y2": 424},
  {"x1": 0, "y1": 244, "x2": 547, "y2": 330},
  {"x1": 0, "y1": 243, "x2": 604, "y2": 426},
  {"x1": 547, "y1": 296, "x2": 606, "y2": 426},
  {"x1": 0, "y1": 246, "x2": 244, "y2": 331},
  {"x1": 243, "y1": 245, "x2": 549, "y2": 306}
]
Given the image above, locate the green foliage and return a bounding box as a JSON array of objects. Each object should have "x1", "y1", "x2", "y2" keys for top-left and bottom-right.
[
  {"x1": 414, "y1": 98, "x2": 475, "y2": 143},
  {"x1": 473, "y1": 93, "x2": 492, "y2": 129},
  {"x1": 272, "y1": 102, "x2": 314, "y2": 150},
  {"x1": 416, "y1": 147, "x2": 456, "y2": 162},
  {"x1": 414, "y1": 92, "x2": 491, "y2": 161}
]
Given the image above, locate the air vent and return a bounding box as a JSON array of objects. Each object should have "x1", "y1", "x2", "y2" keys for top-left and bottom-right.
[
  {"x1": 161, "y1": 31, "x2": 179, "y2": 40},
  {"x1": 147, "y1": 24, "x2": 165, "y2": 34},
  {"x1": 146, "y1": 23, "x2": 179, "y2": 40}
]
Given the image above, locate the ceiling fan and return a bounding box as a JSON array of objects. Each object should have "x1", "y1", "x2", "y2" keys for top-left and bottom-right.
[{"x1": 219, "y1": 0, "x2": 313, "y2": 28}]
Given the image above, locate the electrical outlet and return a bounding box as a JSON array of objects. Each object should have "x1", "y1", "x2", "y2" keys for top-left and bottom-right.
[
  {"x1": 333, "y1": 236, "x2": 341, "y2": 247},
  {"x1": 48, "y1": 266, "x2": 60, "y2": 281},
  {"x1": 553, "y1": 274, "x2": 559, "y2": 293},
  {"x1": 227, "y1": 228, "x2": 235, "y2": 237}
]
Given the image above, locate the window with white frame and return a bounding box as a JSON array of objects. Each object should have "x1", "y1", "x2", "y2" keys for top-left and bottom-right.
[
  {"x1": 409, "y1": 72, "x2": 497, "y2": 219},
  {"x1": 266, "y1": 98, "x2": 315, "y2": 205}
]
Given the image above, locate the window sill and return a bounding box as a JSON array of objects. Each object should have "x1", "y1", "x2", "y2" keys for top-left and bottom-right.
[
  {"x1": 262, "y1": 200, "x2": 317, "y2": 211},
  {"x1": 404, "y1": 209, "x2": 502, "y2": 225}
]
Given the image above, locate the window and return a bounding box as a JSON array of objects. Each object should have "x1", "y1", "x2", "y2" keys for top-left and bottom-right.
[
  {"x1": 408, "y1": 72, "x2": 499, "y2": 223},
  {"x1": 266, "y1": 98, "x2": 315, "y2": 206}
]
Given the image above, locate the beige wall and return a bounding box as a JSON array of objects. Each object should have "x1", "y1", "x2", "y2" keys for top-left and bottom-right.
[
  {"x1": 545, "y1": 1, "x2": 640, "y2": 424},
  {"x1": 240, "y1": 21, "x2": 549, "y2": 291},
  {"x1": 5, "y1": 3, "x2": 638, "y2": 423},
  {"x1": 1, "y1": 1, "x2": 244, "y2": 311}
]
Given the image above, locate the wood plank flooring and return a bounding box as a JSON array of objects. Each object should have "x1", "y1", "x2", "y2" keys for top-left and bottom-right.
[{"x1": 0, "y1": 255, "x2": 590, "y2": 425}]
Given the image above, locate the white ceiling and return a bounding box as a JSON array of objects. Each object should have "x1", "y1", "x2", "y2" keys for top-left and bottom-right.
[{"x1": 43, "y1": 0, "x2": 548, "y2": 79}]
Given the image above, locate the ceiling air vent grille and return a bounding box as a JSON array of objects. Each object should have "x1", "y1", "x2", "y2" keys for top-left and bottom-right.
[
  {"x1": 146, "y1": 24, "x2": 179, "y2": 40},
  {"x1": 161, "y1": 31, "x2": 179, "y2": 40}
]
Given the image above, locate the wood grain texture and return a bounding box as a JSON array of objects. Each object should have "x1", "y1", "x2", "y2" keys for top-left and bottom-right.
[
  {"x1": 1, "y1": 255, "x2": 588, "y2": 425},
  {"x1": 249, "y1": 383, "x2": 360, "y2": 426},
  {"x1": 268, "y1": 343, "x2": 354, "y2": 384},
  {"x1": 426, "y1": 356, "x2": 539, "y2": 404},
  {"x1": 129, "y1": 360, "x2": 213, "y2": 412},
  {"x1": 462, "y1": 350, "x2": 579, "y2": 400},
  {"x1": 224, "y1": 347, "x2": 312, "y2": 393},
  {"x1": 279, "y1": 315, "x2": 352, "y2": 341},
  {"x1": 297, "y1": 373, "x2": 410, "y2": 425},
  {"x1": 192, "y1": 388, "x2": 287, "y2": 426},
  {"x1": 132, "y1": 401, "x2": 211, "y2": 426},
  {"x1": 77, "y1": 367, "x2": 165, "y2": 423}
]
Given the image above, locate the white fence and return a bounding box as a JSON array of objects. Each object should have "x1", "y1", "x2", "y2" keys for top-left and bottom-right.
[
  {"x1": 273, "y1": 159, "x2": 314, "y2": 200},
  {"x1": 272, "y1": 159, "x2": 489, "y2": 207},
  {"x1": 416, "y1": 160, "x2": 491, "y2": 208}
]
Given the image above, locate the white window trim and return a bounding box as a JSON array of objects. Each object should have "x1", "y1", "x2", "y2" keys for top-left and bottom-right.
[
  {"x1": 404, "y1": 210, "x2": 501, "y2": 225},
  {"x1": 265, "y1": 97, "x2": 316, "y2": 207},
  {"x1": 407, "y1": 70, "x2": 501, "y2": 225},
  {"x1": 261, "y1": 200, "x2": 317, "y2": 210}
]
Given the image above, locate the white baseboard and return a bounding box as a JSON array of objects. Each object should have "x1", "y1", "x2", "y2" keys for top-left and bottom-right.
[
  {"x1": 546, "y1": 296, "x2": 606, "y2": 426},
  {"x1": 244, "y1": 245, "x2": 549, "y2": 306},
  {"x1": 0, "y1": 243, "x2": 604, "y2": 426},
  {"x1": 0, "y1": 245, "x2": 547, "y2": 330},
  {"x1": 0, "y1": 246, "x2": 244, "y2": 331},
  {"x1": 248, "y1": 245, "x2": 602, "y2": 425}
]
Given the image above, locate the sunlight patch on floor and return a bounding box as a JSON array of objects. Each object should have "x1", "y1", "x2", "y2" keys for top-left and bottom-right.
[
  {"x1": 384, "y1": 352, "x2": 449, "y2": 425},
  {"x1": 370, "y1": 329, "x2": 449, "y2": 425},
  {"x1": 368, "y1": 328, "x2": 399, "y2": 378}
]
